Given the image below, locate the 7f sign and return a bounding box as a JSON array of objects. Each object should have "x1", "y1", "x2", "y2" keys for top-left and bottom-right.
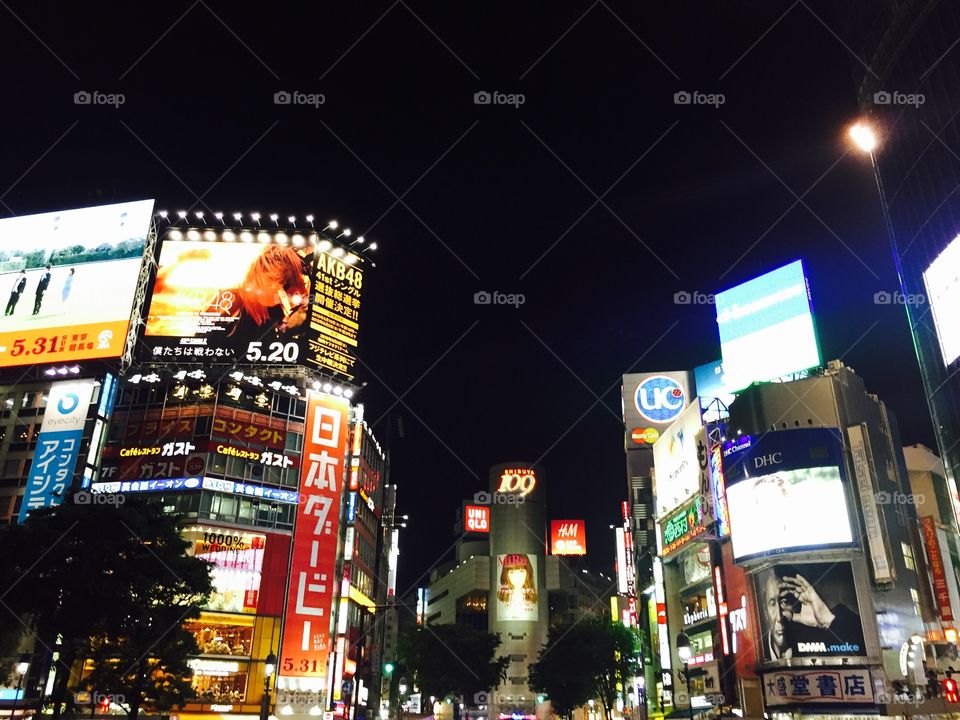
[{"x1": 280, "y1": 392, "x2": 350, "y2": 678}]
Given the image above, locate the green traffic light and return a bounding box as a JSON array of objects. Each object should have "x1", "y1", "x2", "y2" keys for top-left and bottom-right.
[{"x1": 384, "y1": 662, "x2": 395, "y2": 676}]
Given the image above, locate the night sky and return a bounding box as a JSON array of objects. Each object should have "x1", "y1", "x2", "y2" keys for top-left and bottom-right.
[{"x1": 2, "y1": 2, "x2": 930, "y2": 592}]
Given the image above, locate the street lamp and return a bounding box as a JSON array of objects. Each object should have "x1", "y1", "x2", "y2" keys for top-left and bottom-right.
[
  {"x1": 676, "y1": 632, "x2": 693, "y2": 720},
  {"x1": 261, "y1": 651, "x2": 278, "y2": 720},
  {"x1": 11, "y1": 660, "x2": 28, "y2": 719}
]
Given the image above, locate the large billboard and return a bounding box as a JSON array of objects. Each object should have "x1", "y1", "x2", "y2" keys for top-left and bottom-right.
[
  {"x1": 753, "y1": 561, "x2": 867, "y2": 663},
  {"x1": 723, "y1": 429, "x2": 853, "y2": 561},
  {"x1": 0, "y1": 199, "x2": 154, "y2": 367},
  {"x1": 184, "y1": 527, "x2": 266, "y2": 614},
  {"x1": 550, "y1": 519, "x2": 586, "y2": 555},
  {"x1": 142, "y1": 232, "x2": 364, "y2": 378},
  {"x1": 18, "y1": 379, "x2": 96, "y2": 522},
  {"x1": 694, "y1": 360, "x2": 737, "y2": 422},
  {"x1": 496, "y1": 553, "x2": 539, "y2": 622},
  {"x1": 622, "y1": 371, "x2": 693, "y2": 449},
  {"x1": 923, "y1": 234, "x2": 960, "y2": 367},
  {"x1": 714, "y1": 259, "x2": 821, "y2": 391},
  {"x1": 280, "y1": 392, "x2": 350, "y2": 678},
  {"x1": 652, "y1": 402, "x2": 705, "y2": 517}
]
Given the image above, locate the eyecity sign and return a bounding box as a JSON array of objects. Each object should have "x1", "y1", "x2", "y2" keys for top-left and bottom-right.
[{"x1": 634, "y1": 375, "x2": 686, "y2": 424}]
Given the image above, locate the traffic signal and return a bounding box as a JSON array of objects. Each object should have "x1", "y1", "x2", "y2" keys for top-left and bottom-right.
[
  {"x1": 943, "y1": 677, "x2": 958, "y2": 703},
  {"x1": 536, "y1": 695, "x2": 547, "y2": 704},
  {"x1": 384, "y1": 661, "x2": 395, "y2": 677}
]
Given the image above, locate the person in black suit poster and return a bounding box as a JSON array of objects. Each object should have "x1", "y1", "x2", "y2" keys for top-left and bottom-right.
[
  {"x1": 5, "y1": 270, "x2": 26, "y2": 315},
  {"x1": 33, "y1": 263, "x2": 51, "y2": 315}
]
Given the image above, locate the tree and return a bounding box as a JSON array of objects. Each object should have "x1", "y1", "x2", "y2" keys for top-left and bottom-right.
[
  {"x1": 529, "y1": 617, "x2": 641, "y2": 720},
  {"x1": 399, "y1": 624, "x2": 508, "y2": 719},
  {"x1": 0, "y1": 491, "x2": 212, "y2": 720}
]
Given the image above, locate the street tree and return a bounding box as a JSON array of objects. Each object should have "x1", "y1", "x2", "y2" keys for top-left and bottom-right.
[
  {"x1": 529, "y1": 617, "x2": 641, "y2": 720},
  {"x1": 399, "y1": 624, "x2": 508, "y2": 719},
  {"x1": 0, "y1": 491, "x2": 212, "y2": 719}
]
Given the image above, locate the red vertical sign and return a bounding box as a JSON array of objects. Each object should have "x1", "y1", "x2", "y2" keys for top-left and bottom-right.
[
  {"x1": 280, "y1": 392, "x2": 350, "y2": 677},
  {"x1": 921, "y1": 515, "x2": 954, "y2": 622}
]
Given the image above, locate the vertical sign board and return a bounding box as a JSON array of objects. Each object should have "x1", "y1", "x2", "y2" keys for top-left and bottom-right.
[
  {"x1": 921, "y1": 515, "x2": 955, "y2": 622},
  {"x1": 846, "y1": 425, "x2": 894, "y2": 583},
  {"x1": 19, "y1": 379, "x2": 96, "y2": 522},
  {"x1": 280, "y1": 392, "x2": 350, "y2": 678}
]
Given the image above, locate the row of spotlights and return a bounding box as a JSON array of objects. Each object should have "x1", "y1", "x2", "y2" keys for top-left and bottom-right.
[
  {"x1": 44, "y1": 365, "x2": 81, "y2": 376},
  {"x1": 311, "y1": 380, "x2": 354, "y2": 398},
  {"x1": 165, "y1": 228, "x2": 375, "y2": 258},
  {"x1": 157, "y1": 211, "x2": 349, "y2": 236}
]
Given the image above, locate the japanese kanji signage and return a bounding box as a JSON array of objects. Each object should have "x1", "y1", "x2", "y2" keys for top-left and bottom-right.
[
  {"x1": 921, "y1": 515, "x2": 954, "y2": 621},
  {"x1": 550, "y1": 519, "x2": 587, "y2": 555},
  {"x1": 762, "y1": 669, "x2": 874, "y2": 706},
  {"x1": 660, "y1": 493, "x2": 708, "y2": 556},
  {"x1": 18, "y1": 379, "x2": 96, "y2": 522},
  {"x1": 280, "y1": 392, "x2": 350, "y2": 678},
  {"x1": 304, "y1": 248, "x2": 364, "y2": 379}
]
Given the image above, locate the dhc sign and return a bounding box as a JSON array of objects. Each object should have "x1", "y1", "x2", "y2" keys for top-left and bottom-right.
[{"x1": 635, "y1": 375, "x2": 686, "y2": 424}]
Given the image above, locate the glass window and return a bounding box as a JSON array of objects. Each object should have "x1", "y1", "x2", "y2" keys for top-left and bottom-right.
[
  {"x1": 902, "y1": 541, "x2": 916, "y2": 571},
  {"x1": 186, "y1": 618, "x2": 254, "y2": 657},
  {"x1": 190, "y1": 662, "x2": 249, "y2": 704},
  {"x1": 285, "y1": 432, "x2": 302, "y2": 453},
  {"x1": 3, "y1": 459, "x2": 20, "y2": 478}
]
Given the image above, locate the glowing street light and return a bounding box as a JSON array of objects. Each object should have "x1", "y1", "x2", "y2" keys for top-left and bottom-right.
[{"x1": 849, "y1": 122, "x2": 878, "y2": 153}]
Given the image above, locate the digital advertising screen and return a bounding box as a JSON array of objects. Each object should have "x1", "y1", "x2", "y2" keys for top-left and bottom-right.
[
  {"x1": 923, "y1": 234, "x2": 960, "y2": 367},
  {"x1": 652, "y1": 402, "x2": 705, "y2": 518},
  {"x1": 714, "y1": 259, "x2": 821, "y2": 391},
  {"x1": 723, "y1": 428, "x2": 853, "y2": 561},
  {"x1": 693, "y1": 360, "x2": 737, "y2": 422},
  {"x1": 142, "y1": 232, "x2": 364, "y2": 378},
  {"x1": 496, "y1": 553, "x2": 539, "y2": 622},
  {"x1": 0, "y1": 199, "x2": 154, "y2": 367},
  {"x1": 185, "y1": 527, "x2": 266, "y2": 614},
  {"x1": 753, "y1": 561, "x2": 866, "y2": 663}
]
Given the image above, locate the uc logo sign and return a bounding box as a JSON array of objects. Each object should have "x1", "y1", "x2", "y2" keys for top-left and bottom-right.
[
  {"x1": 634, "y1": 375, "x2": 685, "y2": 424},
  {"x1": 57, "y1": 392, "x2": 80, "y2": 415}
]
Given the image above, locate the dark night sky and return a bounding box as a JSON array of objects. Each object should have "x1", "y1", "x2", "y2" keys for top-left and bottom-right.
[{"x1": 2, "y1": 2, "x2": 932, "y2": 592}]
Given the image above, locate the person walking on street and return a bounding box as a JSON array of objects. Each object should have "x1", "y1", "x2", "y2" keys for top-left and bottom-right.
[
  {"x1": 5, "y1": 270, "x2": 26, "y2": 316},
  {"x1": 33, "y1": 264, "x2": 51, "y2": 315}
]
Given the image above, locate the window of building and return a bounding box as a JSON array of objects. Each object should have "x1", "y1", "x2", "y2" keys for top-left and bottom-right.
[
  {"x1": 185, "y1": 616, "x2": 254, "y2": 657},
  {"x1": 910, "y1": 587, "x2": 922, "y2": 616},
  {"x1": 902, "y1": 541, "x2": 916, "y2": 571},
  {"x1": 189, "y1": 660, "x2": 249, "y2": 704}
]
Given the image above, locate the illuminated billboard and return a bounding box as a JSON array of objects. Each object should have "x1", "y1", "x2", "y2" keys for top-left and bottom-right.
[
  {"x1": 753, "y1": 561, "x2": 866, "y2": 663},
  {"x1": 550, "y1": 519, "x2": 586, "y2": 555},
  {"x1": 464, "y1": 504, "x2": 490, "y2": 533},
  {"x1": 0, "y1": 199, "x2": 154, "y2": 367},
  {"x1": 142, "y1": 231, "x2": 364, "y2": 378},
  {"x1": 723, "y1": 428, "x2": 853, "y2": 561},
  {"x1": 621, "y1": 371, "x2": 692, "y2": 448},
  {"x1": 923, "y1": 234, "x2": 960, "y2": 367},
  {"x1": 714, "y1": 260, "x2": 821, "y2": 391},
  {"x1": 652, "y1": 402, "x2": 705, "y2": 517},
  {"x1": 496, "y1": 553, "x2": 538, "y2": 622},
  {"x1": 280, "y1": 392, "x2": 350, "y2": 678},
  {"x1": 184, "y1": 527, "x2": 266, "y2": 613},
  {"x1": 693, "y1": 360, "x2": 736, "y2": 422}
]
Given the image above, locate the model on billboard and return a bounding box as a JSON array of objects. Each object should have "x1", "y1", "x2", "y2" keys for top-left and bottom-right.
[
  {"x1": 5, "y1": 270, "x2": 26, "y2": 315},
  {"x1": 61, "y1": 268, "x2": 75, "y2": 304},
  {"x1": 497, "y1": 554, "x2": 538, "y2": 620},
  {"x1": 757, "y1": 563, "x2": 865, "y2": 662},
  {"x1": 32, "y1": 263, "x2": 51, "y2": 315}
]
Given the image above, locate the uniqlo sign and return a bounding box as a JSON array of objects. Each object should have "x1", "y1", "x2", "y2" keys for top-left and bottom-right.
[
  {"x1": 464, "y1": 505, "x2": 490, "y2": 533},
  {"x1": 280, "y1": 392, "x2": 350, "y2": 677}
]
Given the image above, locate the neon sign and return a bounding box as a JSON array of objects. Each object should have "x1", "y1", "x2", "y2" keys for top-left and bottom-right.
[{"x1": 497, "y1": 467, "x2": 536, "y2": 497}]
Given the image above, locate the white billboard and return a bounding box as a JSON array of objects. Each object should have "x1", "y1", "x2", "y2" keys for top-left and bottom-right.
[
  {"x1": 923, "y1": 234, "x2": 960, "y2": 367},
  {"x1": 652, "y1": 402, "x2": 705, "y2": 518}
]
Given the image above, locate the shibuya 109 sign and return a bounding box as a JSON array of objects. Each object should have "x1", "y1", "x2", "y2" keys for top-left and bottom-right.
[
  {"x1": 280, "y1": 391, "x2": 350, "y2": 678},
  {"x1": 497, "y1": 467, "x2": 537, "y2": 497}
]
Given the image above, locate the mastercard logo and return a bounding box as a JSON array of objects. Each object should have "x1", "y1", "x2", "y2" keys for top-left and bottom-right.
[{"x1": 631, "y1": 427, "x2": 660, "y2": 444}]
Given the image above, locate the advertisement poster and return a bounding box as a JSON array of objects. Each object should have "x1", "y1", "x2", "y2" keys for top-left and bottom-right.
[
  {"x1": 763, "y1": 669, "x2": 874, "y2": 706},
  {"x1": 621, "y1": 371, "x2": 692, "y2": 448},
  {"x1": 550, "y1": 519, "x2": 586, "y2": 555},
  {"x1": 496, "y1": 553, "x2": 539, "y2": 621},
  {"x1": 652, "y1": 402, "x2": 705, "y2": 517},
  {"x1": 723, "y1": 429, "x2": 852, "y2": 561},
  {"x1": 279, "y1": 392, "x2": 350, "y2": 678},
  {"x1": 18, "y1": 379, "x2": 96, "y2": 522},
  {"x1": 142, "y1": 234, "x2": 364, "y2": 378},
  {"x1": 920, "y1": 515, "x2": 955, "y2": 621},
  {"x1": 185, "y1": 527, "x2": 266, "y2": 613},
  {"x1": 753, "y1": 561, "x2": 866, "y2": 663},
  {"x1": 0, "y1": 200, "x2": 154, "y2": 367},
  {"x1": 714, "y1": 259, "x2": 821, "y2": 391}
]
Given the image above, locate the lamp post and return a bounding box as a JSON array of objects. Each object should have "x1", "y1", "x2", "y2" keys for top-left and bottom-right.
[
  {"x1": 260, "y1": 651, "x2": 277, "y2": 720},
  {"x1": 676, "y1": 632, "x2": 693, "y2": 720},
  {"x1": 10, "y1": 661, "x2": 29, "y2": 720}
]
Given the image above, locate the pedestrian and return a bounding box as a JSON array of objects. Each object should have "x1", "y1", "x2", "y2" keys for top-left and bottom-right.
[
  {"x1": 5, "y1": 270, "x2": 27, "y2": 316},
  {"x1": 33, "y1": 263, "x2": 51, "y2": 315},
  {"x1": 62, "y1": 267, "x2": 75, "y2": 304}
]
